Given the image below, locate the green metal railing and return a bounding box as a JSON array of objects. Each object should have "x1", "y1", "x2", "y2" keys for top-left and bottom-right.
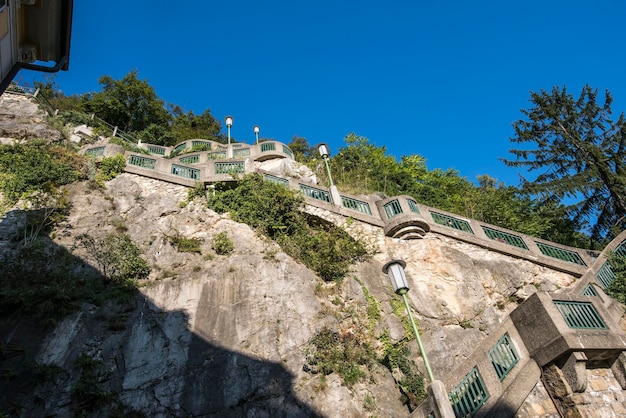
[
  {"x1": 191, "y1": 140, "x2": 211, "y2": 149},
  {"x1": 488, "y1": 334, "x2": 519, "y2": 381},
  {"x1": 341, "y1": 196, "x2": 373, "y2": 215},
  {"x1": 171, "y1": 164, "x2": 200, "y2": 180},
  {"x1": 482, "y1": 226, "x2": 529, "y2": 250},
  {"x1": 449, "y1": 368, "x2": 489, "y2": 418},
  {"x1": 535, "y1": 242, "x2": 586, "y2": 266},
  {"x1": 596, "y1": 262, "x2": 615, "y2": 288},
  {"x1": 178, "y1": 155, "x2": 199, "y2": 164},
  {"x1": 554, "y1": 301, "x2": 607, "y2": 329},
  {"x1": 407, "y1": 198, "x2": 420, "y2": 214},
  {"x1": 85, "y1": 146, "x2": 105, "y2": 157},
  {"x1": 147, "y1": 145, "x2": 166, "y2": 155},
  {"x1": 207, "y1": 151, "x2": 227, "y2": 160},
  {"x1": 174, "y1": 143, "x2": 187, "y2": 152},
  {"x1": 282, "y1": 145, "x2": 294, "y2": 158},
  {"x1": 384, "y1": 199, "x2": 403, "y2": 219},
  {"x1": 582, "y1": 285, "x2": 598, "y2": 296},
  {"x1": 263, "y1": 173, "x2": 289, "y2": 187},
  {"x1": 128, "y1": 155, "x2": 156, "y2": 169},
  {"x1": 215, "y1": 161, "x2": 244, "y2": 174},
  {"x1": 300, "y1": 184, "x2": 331, "y2": 203},
  {"x1": 233, "y1": 148, "x2": 251, "y2": 157},
  {"x1": 260, "y1": 142, "x2": 276, "y2": 152},
  {"x1": 431, "y1": 212, "x2": 474, "y2": 234}
]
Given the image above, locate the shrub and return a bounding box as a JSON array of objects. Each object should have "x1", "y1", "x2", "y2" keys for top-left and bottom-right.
[
  {"x1": 306, "y1": 327, "x2": 373, "y2": 387},
  {"x1": 212, "y1": 231, "x2": 234, "y2": 255},
  {"x1": 209, "y1": 173, "x2": 370, "y2": 281},
  {"x1": 169, "y1": 234, "x2": 203, "y2": 254},
  {"x1": 0, "y1": 141, "x2": 84, "y2": 203},
  {"x1": 75, "y1": 233, "x2": 150, "y2": 286},
  {"x1": 98, "y1": 154, "x2": 126, "y2": 182}
]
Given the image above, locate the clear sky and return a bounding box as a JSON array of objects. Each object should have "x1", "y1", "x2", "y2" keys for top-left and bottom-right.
[{"x1": 20, "y1": 0, "x2": 626, "y2": 186}]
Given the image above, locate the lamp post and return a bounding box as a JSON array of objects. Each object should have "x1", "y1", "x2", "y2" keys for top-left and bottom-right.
[
  {"x1": 253, "y1": 125, "x2": 260, "y2": 144},
  {"x1": 317, "y1": 142, "x2": 335, "y2": 188},
  {"x1": 224, "y1": 115, "x2": 234, "y2": 145},
  {"x1": 382, "y1": 260, "x2": 435, "y2": 383}
]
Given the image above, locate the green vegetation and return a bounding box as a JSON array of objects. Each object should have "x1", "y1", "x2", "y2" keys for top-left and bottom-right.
[
  {"x1": 209, "y1": 173, "x2": 370, "y2": 281},
  {"x1": 0, "y1": 140, "x2": 86, "y2": 204},
  {"x1": 169, "y1": 233, "x2": 203, "y2": 254},
  {"x1": 75, "y1": 233, "x2": 150, "y2": 288},
  {"x1": 212, "y1": 231, "x2": 234, "y2": 255},
  {"x1": 504, "y1": 85, "x2": 626, "y2": 244},
  {"x1": 306, "y1": 327, "x2": 373, "y2": 387}
]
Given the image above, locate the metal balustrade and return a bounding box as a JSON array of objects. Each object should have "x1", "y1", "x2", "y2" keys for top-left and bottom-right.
[
  {"x1": 147, "y1": 145, "x2": 165, "y2": 155},
  {"x1": 191, "y1": 140, "x2": 211, "y2": 149},
  {"x1": 215, "y1": 161, "x2": 244, "y2": 174},
  {"x1": 449, "y1": 367, "x2": 489, "y2": 418},
  {"x1": 407, "y1": 198, "x2": 420, "y2": 214},
  {"x1": 263, "y1": 173, "x2": 289, "y2": 187},
  {"x1": 300, "y1": 184, "x2": 331, "y2": 203},
  {"x1": 596, "y1": 262, "x2": 616, "y2": 288},
  {"x1": 431, "y1": 211, "x2": 474, "y2": 234},
  {"x1": 207, "y1": 151, "x2": 227, "y2": 160},
  {"x1": 383, "y1": 199, "x2": 403, "y2": 219},
  {"x1": 171, "y1": 164, "x2": 200, "y2": 180},
  {"x1": 128, "y1": 155, "x2": 156, "y2": 169},
  {"x1": 85, "y1": 146, "x2": 105, "y2": 157},
  {"x1": 535, "y1": 242, "x2": 586, "y2": 266},
  {"x1": 233, "y1": 148, "x2": 251, "y2": 157},
  {"x1": 554, "y1": 301, "x2": 607, "y2": 329},
  {"x1": 482, "y1": 226, "x2": 529, "y2": 250},
  {"x1": 260, "y1": 142, "x2": 276, "y2": 152},
  {"x1": 594, "y1": 240, "x2": 626, "y2": 288},
  {"x1": 282, "y1": 145, "x2": 294, "y2": 158},
  {"x1": 582, "y1": 285, "x2": 598, "y2": 296},
  {"x1": 488, "y1": 334, "x2": 519, "y2": 381},
  {"x1": 341, "y1": 196, "x2": 372, "y2": 215},
  {"x1": 179, "y1": 155, "x2": 199, "y2": 164}
]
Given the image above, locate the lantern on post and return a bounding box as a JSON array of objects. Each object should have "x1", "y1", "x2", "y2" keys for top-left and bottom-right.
[{"x1": 382, "y1": 260, "x2": 435, "y2": 382}]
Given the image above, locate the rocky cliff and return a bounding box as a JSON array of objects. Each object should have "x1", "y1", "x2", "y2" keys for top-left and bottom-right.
[{"x1": 0, "y1": 93, "x2": 609, "y2": 417}]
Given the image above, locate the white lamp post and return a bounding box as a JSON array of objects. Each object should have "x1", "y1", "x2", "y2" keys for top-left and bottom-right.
[
  {"x1": 382, "y1": 260, "x2": 435, "y2": 382},
  {"x1": 317, "y1": 142, "x2": 335, "y2": 188},
  {"x1": 224, "y1": 115, "x2": 234, "y2": 145},
  {"x1": 253, "y1": 125, "x2": 260, "y2": 144}
]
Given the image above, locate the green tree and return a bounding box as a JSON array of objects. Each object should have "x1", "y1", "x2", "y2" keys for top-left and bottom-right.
[
  {"x1": 169, "y1": 105, "x2": 223, "y2": 144},
  {"x1": 503, "y1": 85, "x2": 626, "y2": 242},
  {"x1": 288, "y1": 135, "x2": 316, "y2": 162},
  {"x1": 81, "y1": 70, "x2": 170, "y2": 133}
]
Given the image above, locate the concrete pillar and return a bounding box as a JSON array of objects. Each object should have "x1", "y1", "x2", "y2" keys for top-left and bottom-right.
[{"x1": 329, "y1": 185, "x2": 341, "y2": 207}]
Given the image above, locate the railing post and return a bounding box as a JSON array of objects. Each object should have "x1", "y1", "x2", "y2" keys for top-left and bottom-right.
[
  {"x1": 329, "y1": 185, "x2": 341, "y2": 207},
  {"x1": 33, "y1": 87, "x2": 39, "y2": 97},
  {"x1": 112, "y1": 126, "x2": 118, "y2": 137}
]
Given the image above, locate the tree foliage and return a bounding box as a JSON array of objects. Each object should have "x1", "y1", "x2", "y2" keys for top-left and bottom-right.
[
  {"x1": 81, "y1": 70, "x2": 170, "y2": 133},
  {"x1": 503, "y1": 85, "x2": 626, "y2": 242}
]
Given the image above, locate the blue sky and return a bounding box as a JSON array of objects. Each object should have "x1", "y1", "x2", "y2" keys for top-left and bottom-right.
[{"x1": 21, "y1": 0, "x2": 626, "y2": 186}]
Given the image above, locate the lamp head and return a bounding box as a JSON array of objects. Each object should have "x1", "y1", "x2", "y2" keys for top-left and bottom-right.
[
  {"x1": 253, "y1": 125, "x2": 260, "y2": 134},
  {"x1": 224, "y1": 115, "x2": 234, "y2": 128},
  {"x1": 382, "y1": 260, "x2": 409, "y2": 294},
  {"x1": 317, "y1": 142, "x2": 330, "y2": 158}
]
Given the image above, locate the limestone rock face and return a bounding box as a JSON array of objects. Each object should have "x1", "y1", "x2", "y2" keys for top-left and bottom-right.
[
  {"x1": 0, "y1": 172, "x2": 577, "y2": 417},
  {"x1": 0, "y1": 93, "x2": 64, "y2": 143}
]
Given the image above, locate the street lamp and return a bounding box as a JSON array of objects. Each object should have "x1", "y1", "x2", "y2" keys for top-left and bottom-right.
[
  {"x1": 382, "y1": 260, "x2": 435, "y2": 382},
  {"x1": 253, "y1": 125, "x2": 260, "y2": 144},
  {"x1": 317, "y1": 142, "x2": 335, "y2": 188},
  {"x1": 224, "y1": 115, "x2": 234, "y2": 145}
]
